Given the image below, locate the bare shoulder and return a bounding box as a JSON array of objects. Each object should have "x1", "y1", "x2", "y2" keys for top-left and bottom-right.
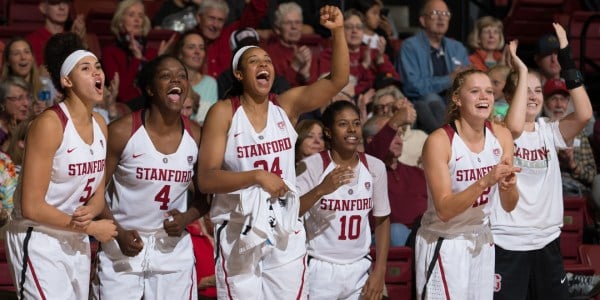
[
  {"x1": 491, "y1": 122, "x2": 513, "y2": 143},
  {"x1": 423, "y1": 128, "x2": 452, "y2": 161},
  {"x1": 27, "y1": 109, "x2": 64, "y2": 150}
]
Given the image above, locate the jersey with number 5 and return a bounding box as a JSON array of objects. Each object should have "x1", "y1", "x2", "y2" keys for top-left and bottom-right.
[
  {"x1": 421, "y1": 122, "x2": 502, "y2": 236},
  {"x1": 297, "y1": 151, "x2": 390, "y2": 264},
  {"x1": 12, "y1": 102, "x2": 106, "y2": 224},
  {"x1": 107, "y1": 110, "x2": 197, "y2": 232},
  {"x1": 210, "y1": 94, "x2": 297, "y2": 223}
]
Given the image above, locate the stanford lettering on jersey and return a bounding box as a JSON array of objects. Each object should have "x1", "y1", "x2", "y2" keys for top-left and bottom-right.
[
  {"x1": 455, "y1": 165, "x2": 494, "y2": 181},
  {"x1": 135, "y1": 167, "x2": 193, "y2": 183},
  {"x1": 514, "y1": 146, "x2": 549, "y2": 161},
  {"x1": 319, "y1": 198, "x2": 373, "y2": 211},
  {"x1": 236, "y1": 137, "x2": 292, "y2": 158},
  {"x1": 68, "y1": 159, "x2": 105, "y2": 176}
]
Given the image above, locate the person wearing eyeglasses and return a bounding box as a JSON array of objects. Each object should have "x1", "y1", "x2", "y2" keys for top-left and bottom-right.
[
  {"x1": 0, "y1": 76, "x2": 32, "y2": 151},
  {"x1": 397, "y1": 0, "x2": 470, "y2": 134},
  {"x1": 26, "y1": 0, "x2": 86, "y2": 68}
]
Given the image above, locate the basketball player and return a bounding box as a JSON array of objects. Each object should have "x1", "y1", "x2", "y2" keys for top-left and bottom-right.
[
  {"x1": 492, "y1": 24, "x2": 593, "y2": 300},
  {"x1": 296, "y1": 101, "x2": 391, "y2": 300},
  {"x1": 415, "y1": 67, "x2": 520, "y2": 299},
  {"x1": 196, "y1": 5, "x2": 349, "y2": 299},
  {"x1": 92, "y1": 55, "x2": 204, "y2": 299},
  {"x1": 4, "y1": 32, "x2": 118, "y2": 299}
]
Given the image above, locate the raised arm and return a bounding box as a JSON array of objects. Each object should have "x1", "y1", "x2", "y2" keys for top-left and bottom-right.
[
  {"x1": 503, "y1": 40, "x2": 529, "y2": 139},
  {"x1": 554, "y1": 23, "x2": 593, "y2": 143},
  {"x1": 279, "y1": 5, "x2": 349, "y2": 121}
]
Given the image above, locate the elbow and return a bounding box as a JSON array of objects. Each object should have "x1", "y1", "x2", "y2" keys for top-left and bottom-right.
[
  {"x1": 21, "y1": 204, "x2": 38, "y2": 222},
  {"x1": 435, "y1": 211, "x2": 454, "y2": 223}
]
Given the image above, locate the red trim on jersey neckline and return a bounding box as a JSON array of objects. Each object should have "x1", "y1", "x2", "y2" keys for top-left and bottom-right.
[{"x1": 49, "y1": 104, "x2": 68, "y2": 131}]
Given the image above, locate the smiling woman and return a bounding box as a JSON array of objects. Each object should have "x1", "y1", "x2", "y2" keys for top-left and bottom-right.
[
  {"x1": 4, "y1": 32, "x2": 117, "y2": 299},
  {"x1": 92, "y1": 54, "x2": 206, "y2": 299}
]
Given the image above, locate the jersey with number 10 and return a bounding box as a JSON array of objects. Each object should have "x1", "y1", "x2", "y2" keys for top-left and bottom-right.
[
  {"x1": 107, "y1": 110, "x2": 197, "y2": 232},
  {"x1": 420, "y1": 122, "x2": 502, "y2": 236}
]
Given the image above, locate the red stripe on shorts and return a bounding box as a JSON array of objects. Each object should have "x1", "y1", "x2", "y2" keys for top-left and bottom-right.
[
  {"x1": 27, "y1": 258, "x2": 46, "y2": 300},
  {"x1": 296, "y1": 254, "x2": 307, "y2": 300},
  {"x1": 437, "y1": 255, "x2": 450, "y2": 299},
  {"x1": 221, "y1": 244, "x2": 234, "y2": 299}
]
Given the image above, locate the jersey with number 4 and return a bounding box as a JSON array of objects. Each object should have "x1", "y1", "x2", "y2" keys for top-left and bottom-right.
[
  {"x1": 421, "y1": 122, "x2": 502, "y2": 236},
  {"x1": 297, "y1": 151, "x2": 390, "y2": 264},
  {"x1": 107, "y1": 110, "x2": 197, "y2": 232},
  {"x1": 210, "y1": 94, "x2": 297, "y2": 223},
  {"x1": 12, "y1": 102, "x2": 106, "y2": 224}
]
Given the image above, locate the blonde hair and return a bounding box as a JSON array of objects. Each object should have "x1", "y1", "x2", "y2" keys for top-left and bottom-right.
[
  {"x1": 1, "y1": 38, "x2": 42, "y2": 101},
  {"x1": 467, "y1": 16, "x2": 505, "y2": 51},
  {"x1": 110, "y1": 0, "x2": 151, "y2": 37},
  {"x1": 274, "y1": 2, "x2": 303, "y2": 28},
  {"x1": 446, "y1": 68, "x2": 488, "y2": 123}
]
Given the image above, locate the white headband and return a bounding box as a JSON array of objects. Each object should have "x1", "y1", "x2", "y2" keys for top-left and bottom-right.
[
  {"x1": 231, "y1": 45, "x2": 258, "y2": 74},
  {"x1": 60, "y1": 50, "x2": 97, "y2": 79}
]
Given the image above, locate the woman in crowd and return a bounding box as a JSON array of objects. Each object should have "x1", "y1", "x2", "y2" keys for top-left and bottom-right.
[
  {"x1": 93, "y1": 54, "x2": 204, "y2": 299},
  {"x1": 102, "y1": 0, "x2": 174, "y2": 104},
  {"x1": 5, "y1": 32, "x2": 117, "y2": 299},
  {"x1": 467, "y1": 16, "x2": 506, "y2": 71},
  {"x1": 0, "y1": 77, "x2": 32, "y2": 150},
  {"x1": 416, "y1": 65, "x2": 520, "y2": 298},
  {"x1": 296, "y1": 100, "x2": 390, "y2": 300},
  {"x1": 295, "y1": 119, "x2": 325, "y2": 163},
  {"x1": 173, "y1": 31, "x2": 218, "y2": 124},
  {"x1": 197, "y1": 5, "x2": 349, "y2": 299},
  {"x1": 492, "y1": 24, "x2": 593, "y2": 300}
]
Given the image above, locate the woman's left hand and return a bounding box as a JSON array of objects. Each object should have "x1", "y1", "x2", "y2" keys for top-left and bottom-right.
[{"x1": 163, "y1": 209, "x2": 187, "y2": 236}]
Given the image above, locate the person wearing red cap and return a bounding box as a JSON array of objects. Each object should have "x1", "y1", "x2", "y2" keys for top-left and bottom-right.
[{"x1": 542, "y1": 78, "x2": 597, "y2": 206}]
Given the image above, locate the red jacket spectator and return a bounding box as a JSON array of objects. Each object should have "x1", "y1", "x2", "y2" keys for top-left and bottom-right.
[{"x1": 264, "y1": 38, "x2": 319, "y2": 87}]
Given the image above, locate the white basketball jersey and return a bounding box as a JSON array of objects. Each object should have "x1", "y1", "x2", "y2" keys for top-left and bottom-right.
[
  {"x1": 491, "y1": 118, "x2": 566, "y2": 250},
  {"x1": 12, "y1": 102, "x2": 106, "y2": 224},
  {"x1": 298, "y1": 151, "x2": 390, "y2": 264},
  {"x1": 107, "y1": 110, "x2": 197, "y2": 232},
  {"x1": 421, "y1": 122, "x2": 502, "y2": 236},
  {"x1": 210, "y1": 94, "x2": 297, "y2": 224}
]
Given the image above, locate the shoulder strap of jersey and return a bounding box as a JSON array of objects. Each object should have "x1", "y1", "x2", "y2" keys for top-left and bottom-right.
[
  {"x1": 269, "y1": 93, "x2": 280, "y2": 106},
  {"x1": 231, "y1": 95, "x2": 241, "y2": 114},
  {"x1": 442, "y1": 123, "x2": 455, "y2": 143},
  {"x1": 484, "y1": 120, "x2": 493, "y2": 135},
  {"x1": 358, "y1": 152, "x2": 369, "y2": 171},
  {"x1": 319, "y1": 150, "x2": 331, "y2": 170},
  {"x1": 131, "y1": 109, "x2": 144, "y2": 136},
  {"x1": 49, "y1": 104, "x2": 68, "y2": 131},
  {"x1": 181, "y1": 114, "x2": 194, "y2": 137}
]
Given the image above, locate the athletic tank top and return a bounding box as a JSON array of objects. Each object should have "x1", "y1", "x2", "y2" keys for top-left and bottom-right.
[
  {"x1": 421, "y1": 122, "x2": 502, "y2": 237},
  {"x1": 107, "y1": 110, "x2": 197, "y2": 232},
  {"x1": 12, "y1": 102, "x2": 106, "y2": 225},
  {"x1": 491, "y1": 118, "x2": 566, "y2": 250},
  {"x1": 210, "y1": 94, "x2": 297, "y2": 224}
]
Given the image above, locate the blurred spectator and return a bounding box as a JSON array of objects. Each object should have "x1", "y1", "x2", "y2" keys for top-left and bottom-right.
[
  {"x1": 0, "y1": 151, "x2": 16, "y2": 228},
  {"x1": 173, "y1": 31, "x2": 218, "y2": 124},
  {"x1": 467, "y1": 16, "x2": 505, "y2": 71},
  {"x1": 195, "y1": 0, "x2": 268, "y2": 78},
  {"x1": 542, "y1": 79, "x2": 597, "y2": 197},
  {"x1": 187, "y1": 216, "x2": 216, "y2": 299},
  {"x1": 534, "y1": 33, "x2": 561, "y2": 83},
  {"x1": 294, "y1": 119, "x2": 325, "y2": 163},
  {"x1": 488, "y1": 64, "x2": 511, "y2": 122},
  {"x1": 27, "y1": 0, "x2": 86, "y2": 68},
  {"x1": 0, "y1": 77, "x2": 32, "y2": 150},
  {"x1": 152, "y1": 0, "x2": 202, "y2": 30},
  {"x1": 102, "y1": 0, "x2": 175, "y2": 104},
  {"x1": 264, "y1": 2, "x2": 318, "y2": 87},
  {"x1": 319, "y1": 9, "x2": 398, "y2": 95},
  {"x1": 347, "y1": 0, "x2": 396, "y2": 65},
  {"x1": 363, "y1": 114, "x2": 427, "y2": 246},
  {"x1": 216, "y1": 28, "x2": 290, "y2": 100},
  {"x1": 1, "y1": 37, "x2": 57, "y2": 113},
  {"x1": 397, "y1": 0, "x2": 469, "y2": 133},
  {"x1": 299, "y1": 73, "x2": 358, "y2": 122},
  {"x1": 181, "y1": 89, "x2": 200, "y2": 120}
]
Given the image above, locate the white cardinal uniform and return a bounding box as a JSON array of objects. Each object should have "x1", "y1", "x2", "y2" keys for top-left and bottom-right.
[
  {"x1": 210, "y1": 94, "x2": 307, "y2": 300},
  {"x1": 296, "y1": 151, "x2": 390, "y2": 300},
  {"x1": 416, "y1": 122, "x2": 502, "y2": 300},
  {"x1": 6, "y1": 103, "x2": 106, "y2": 300},
  {"x1": 93, "y1": 110, "x2": 197, "y2": 300}
]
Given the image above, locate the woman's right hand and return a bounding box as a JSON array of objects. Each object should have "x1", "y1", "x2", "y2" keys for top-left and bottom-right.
[
  {"x1": 507, "y1": 40, "x2": 527, "y2": 73},
  {"x1": 256, "y1": 170, "x2": 289, "y2": 198},
  {"x1": 86, "y1": 219, "x2": 118, "y2": 243},
  {"x1": 115, "y1": 228, "x2": 144, "y2": 257},
  {"x1": 317, "y1": 166, "x2": 354, "y2": 195}
]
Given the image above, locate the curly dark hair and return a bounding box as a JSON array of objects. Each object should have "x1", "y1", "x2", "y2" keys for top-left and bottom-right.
[{"x1": 43, "y1": 32, "x2": 86, "y2": 96}]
